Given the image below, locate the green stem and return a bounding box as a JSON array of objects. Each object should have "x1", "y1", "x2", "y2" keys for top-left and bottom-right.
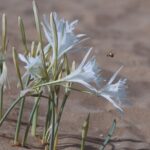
[
  {"x1": 44, "y1": 125, "x2": 51, "y2": 143},
  {"x1": 0, "y1": 85, "x2": 3, "y2": 119},
  {"x1": 33, "y1": 0, "x2": 43, "y2": 49},
  {"x1": 22, "y1": 94, "x2": 41, "y2": 146},
  {"x1": 42, "y1": 99, "x2": 52, "y2": 144},
  {"x1": 31, "y1": 97, "x2": 40, "y2": 136},
  {"x1": 0, "y1": 62, "x2": 4, "y2": 120},
  {"x1": 49, "y1": 100, "x2": 55, "y2": 150},
  {"x1": 99, "y1": 119, "x2": 116, "y2": 150},
  {"x1": 14, "y1": 96, "x2": 26, "y2": 145},
  {"x1": 18, "y1": 16, "x2": 29, "y2": 54},
  {"x1": 2, "y1": 13, "x2": 7, "y2": 52},
  {"x1": 13, "y1": 76, "x2": 30, "y2": 145},
  {"x1": 50, "y1": 13, "x2": 58, "y2": 78},
  {"x1": 80, "y1": 114, "x2": 90, "y2": 150},
  {"x1": 34, "y1": 79, "x2": 63, "y2": 89},
  {"x1": 0, "y1": 96, "x2": 23, "y2": 126},
  {"x1": 33, "y1": 1, "x2": 49, "y2": 80},
  {"x1": 54, "y1": 93, "x2": 69, "y2": 138}
]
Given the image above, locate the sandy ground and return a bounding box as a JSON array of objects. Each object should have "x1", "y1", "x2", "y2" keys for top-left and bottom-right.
[{"x1": 0, "y1": 0, "x2": 150, "y2": 149}]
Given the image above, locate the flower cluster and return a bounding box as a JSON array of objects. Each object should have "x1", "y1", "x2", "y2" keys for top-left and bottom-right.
[
  {"x1": 42, "y1": 13, "x2": 85, "y2": 61},
  {"x1": 0, "y1": 2, "x2": 129, "y2": 150},
  {"x1": 19, "y1": 54, "x2": 45, "y2": 79},
  {"x1": 19, "y1": 12, "x2": 128, "y2": 112}
]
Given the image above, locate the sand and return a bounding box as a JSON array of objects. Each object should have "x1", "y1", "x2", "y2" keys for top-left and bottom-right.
[{"x1": 0, "y1": 0, "x2": 150, "y2": 149}]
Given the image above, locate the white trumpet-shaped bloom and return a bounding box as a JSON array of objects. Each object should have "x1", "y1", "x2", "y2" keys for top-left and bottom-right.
[
  {"x1": 0, "y1": 52, "x2": 7, "y2": 86},
  {"x1": 97, "y1": 66, "x2": 127, "y2": 112},
  {"x1": 19, "y1": 54, "x2": 45, "y2": 79},
  {"x1": 42, "y1": 12, "x2": 85, "y2": 60},
  {"x1": 62, "y1": 48, "x2": 101, "y2": 90},
  {"x1": 0, "y1": 62, "x2": 7, "y2": 86}
]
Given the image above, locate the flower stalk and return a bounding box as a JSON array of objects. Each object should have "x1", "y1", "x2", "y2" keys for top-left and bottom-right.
[
  {"x1": 50, "y1": 13, "x2": 58, "y2": 78},
  {"x1": 0, "y1": 13, "x2": 7, "y2": 119},
  {"x1": 22, "y1": 92, "x2": 42, "y2": 146},
  {"x1": 0, "y1": 85, "x2": 3, "y2": 119},
  {"x1": 18, "y1": 16, "x2": 29, "y2": 55},
  {"x1": 31, "y1": 96, "x2": 40, "y2": 136},
  {"x1": 80, "y1": 113, "x2": 90, "y2": 150},
  {"x1": 13, "y1": 47, "x2": 30, "y2": 145}
]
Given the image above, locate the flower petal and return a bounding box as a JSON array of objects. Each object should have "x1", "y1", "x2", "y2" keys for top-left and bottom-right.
[
  {"x1": 108, "y1": 66, "x2": 123, "y2": 85},
  {"x1": 99, "y1": 78, "x2": 127, "y2": 112},
  {"x1": 0, "y1": 62, "x2": 7, "y2": 86},
  {"x1": 18, "y1": 54, "x2": 28, "y2": 64}
]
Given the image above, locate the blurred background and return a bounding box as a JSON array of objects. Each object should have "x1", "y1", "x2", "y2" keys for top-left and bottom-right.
[{"x1": 0, "y1": 0, "x2": 150, "y2": 149}]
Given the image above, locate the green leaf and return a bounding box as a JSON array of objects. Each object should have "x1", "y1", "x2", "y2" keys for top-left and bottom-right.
[
  {"x1": 99, "y1": 119, "x2": 116, "y2": 150},
  {"x1": 12, "y1": 47, "x2": 24, "y2": 89},
  {"x1": 80, "y1": 113, "x2": 90, "y2": 150},
  {"x1": 2, "y1": 13, "x2": 7, "y2": 52},
  {"x1": 18, "y1": 16, "x2": 29, "y2": 54},
  {"x1": 32, "y1": 0, "x2": 43, "y2": 48}
]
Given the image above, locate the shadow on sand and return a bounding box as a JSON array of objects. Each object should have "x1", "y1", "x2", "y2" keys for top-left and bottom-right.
[
  {"x1": 58, "y1": 133, "x2": 150, "y2": 150},
  {"x1": 0, "y1": 132, "x2": 149, "y2": 150}
]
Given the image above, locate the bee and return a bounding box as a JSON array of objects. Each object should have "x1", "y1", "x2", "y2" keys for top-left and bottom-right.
[{"x1": 106, "y1": 51, "x2": 114, "y2": 58}]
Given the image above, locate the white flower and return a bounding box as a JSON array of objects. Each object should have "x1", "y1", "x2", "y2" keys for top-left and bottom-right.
[
  {"x1": 19, "y1": 54, "x2": 45, "y2": 79},
  {"x1": 0, "y1": 52, "x2": 7, "y2": 86},
  {"x1": 97, "y1": 66, "x2": 128, "y2": 112},
  {"x1": 63, "y1": 48, "x2": 101, "y2": 90},
  {"x1": 0, "y1": 62, "x2": 7, "y2": 86},
  {"x1": 42, "y1": 12, "x2": 85, "y2": 60}
]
